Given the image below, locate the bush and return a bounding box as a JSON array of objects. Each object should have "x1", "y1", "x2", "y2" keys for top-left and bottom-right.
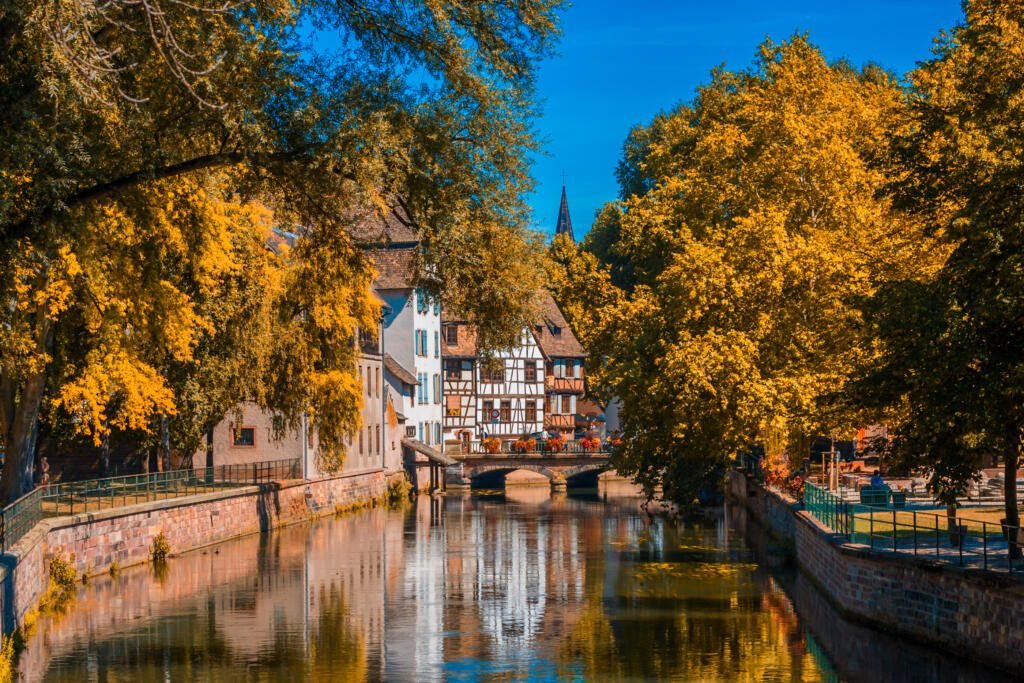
[
  {"x1": 386, "y1": 477, "x2": 412, "y2": 507},
  {"x1": 0, "y1": 634, "x2": 14, "y2": 683},
  {"x1": 49, "y1": 557, "x2": 77, "y2": 593},
  {"x1": 151, "y1": 532, "x2": 170, "y2": 563},
  {"x1": 23, "y1": 556, "x2": 79, "y2": 640}
]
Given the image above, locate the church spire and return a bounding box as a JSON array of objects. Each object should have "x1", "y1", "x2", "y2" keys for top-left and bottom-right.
[{"x1": 555, "y1": 184, "x2": 574, "y2": 242}]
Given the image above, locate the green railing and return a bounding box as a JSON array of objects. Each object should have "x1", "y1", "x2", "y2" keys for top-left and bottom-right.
[
  {"x1": 803, "y1": 481, "x2": 853, "y2": 534},
  {"x1": 848, "y1": 506, "x2": 1022, "y2": 574},
  {"x1": 802, "y1": 479, "x2": 1024, "y2": 575},
  {"x1": 0, "y1": 458, "x2": 301, "y2": 552}
]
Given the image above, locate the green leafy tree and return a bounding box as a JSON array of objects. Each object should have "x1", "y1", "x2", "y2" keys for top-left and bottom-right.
[
  {"x1": 865, "y1": 0, "x2": 1024, "y2": 545},
  {"x1": 585, "y1": 36, "x2": 925, "y2": 504},
  {"x1": 0, "y1": 0, "x2": 564, "y2": 501}
]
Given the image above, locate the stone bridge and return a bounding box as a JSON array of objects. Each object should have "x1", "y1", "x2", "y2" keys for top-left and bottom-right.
[{"x1": 446, "y1": 453, "x2": 612, "y2": 490}]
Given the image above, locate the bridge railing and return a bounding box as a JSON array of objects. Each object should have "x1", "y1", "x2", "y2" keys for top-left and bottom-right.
[{"x1": 456, "y1": 442, "x2": 613, "y2": 457}]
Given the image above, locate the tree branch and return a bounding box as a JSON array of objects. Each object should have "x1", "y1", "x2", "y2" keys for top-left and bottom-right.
[{"x1": 3, "y1": 149, "x2": 309, "y2": 241}]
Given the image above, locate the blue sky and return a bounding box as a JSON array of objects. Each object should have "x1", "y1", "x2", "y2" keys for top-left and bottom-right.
[{"x1": 527, "y1": 0, "x2": 965, "y2": 239}]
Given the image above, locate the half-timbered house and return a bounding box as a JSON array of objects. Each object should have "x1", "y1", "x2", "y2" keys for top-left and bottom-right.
[
  {"x1": 441, "y1": 323, "x2": 478, "y2": 451},
  {"x1": 533, "y1": 292, "x2": 587, "y2": 440},
  {"x1": 441, "y1": 322, "x2": 546, "y2": 450}
]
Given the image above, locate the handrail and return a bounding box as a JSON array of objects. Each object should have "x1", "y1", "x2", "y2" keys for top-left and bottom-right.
[
  {"x1": 802, "y1": 480, "x2": 1023, "y2": 576},
  {"x1": 461, "y1": 443, "x2": 614, "y2": 456},
  {"x1": 0, "y1": 458, "x2": 300, "y2": 552}
]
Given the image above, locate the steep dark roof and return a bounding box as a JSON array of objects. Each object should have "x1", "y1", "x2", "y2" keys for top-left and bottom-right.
[
  {"x1": 368, "y1": 248, "x2": 417, "y2": 290},
  {"x1": 384, "y1": 353, "x2": 418, "y2": 386},
  {"x1": 266, "y1": 229, "x2": 297, "y2": 255},
  {"x1": 555, "y1": 186, "x2": 574, "y2": 242},
  {"x1": 347, "y1": 203, "x2": 419, "y2": 246},
  {"x1": 534, "y1": 291, "x2": 586, "y2": 359}
]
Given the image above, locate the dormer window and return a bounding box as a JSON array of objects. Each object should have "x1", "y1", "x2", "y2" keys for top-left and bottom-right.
[
  {"x1": 545, "y1": 320, "x2": 561, "y2": 336},
  {"x1": 446, "y1": 325, "x2": 458, "y2": 346}
]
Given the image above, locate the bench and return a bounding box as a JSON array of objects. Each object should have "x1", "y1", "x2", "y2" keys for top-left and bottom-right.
[{"x1": 859, "y1": 485, "x2": 890, "y2": 507}]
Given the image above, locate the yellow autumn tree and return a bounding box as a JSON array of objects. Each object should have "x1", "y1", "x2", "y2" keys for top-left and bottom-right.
[
  {"x1": 1, "y1": 0, "x2": 564, "y2": 500},
  {"x1": 2, "y1": 171, "x2": 381, "y2": 498},
  {"x1": 590, "y1": 36, "x2": 937, "y2": 503}
]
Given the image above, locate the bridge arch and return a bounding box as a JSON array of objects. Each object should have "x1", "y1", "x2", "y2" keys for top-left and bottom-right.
[
  {"x1": 562, "y1": 464, "x2": 607, "y2": 486},
  {"x1": 466, "y1": 465, "x2": 558, "y2": 488},
  {"x1": 461, "y1": 462, "x2": 610, "y2": 489}
]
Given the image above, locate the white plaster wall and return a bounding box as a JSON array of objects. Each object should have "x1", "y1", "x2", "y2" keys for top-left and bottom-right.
[{"x1": 408, "y1": 290, "x2": 443, "y2": 446}]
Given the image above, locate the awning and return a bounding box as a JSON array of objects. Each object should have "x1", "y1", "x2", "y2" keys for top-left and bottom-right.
[{"x1": 401, "y1": 437, "x2": 458, "y2": 466}]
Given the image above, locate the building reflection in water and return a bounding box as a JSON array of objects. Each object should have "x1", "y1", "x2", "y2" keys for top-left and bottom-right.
[{"x1": 23, "y1": 487, "x2": 1016, "y2": 682}]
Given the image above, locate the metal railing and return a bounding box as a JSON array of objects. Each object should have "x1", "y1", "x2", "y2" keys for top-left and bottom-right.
[
  {"x1": 461, "y1": 441, "x2": 614, "y2": 456},
  {"x1": 850, "y1": 507, "x2": 1022, "y2": 574},
  {"x1": 804, "y1": 481, "x2": 853, "y2": 534},
  {"x1": 802, "y1": 480, "x2": 1024, "y2": 575},
  {"x1": 0, "y1": 458, "x2": 300, "y2": 552}
]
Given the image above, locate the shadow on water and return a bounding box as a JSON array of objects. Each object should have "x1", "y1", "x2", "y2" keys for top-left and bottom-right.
[{"x1": 730, "y1": 503, "x2": 1016, "y2": 683}]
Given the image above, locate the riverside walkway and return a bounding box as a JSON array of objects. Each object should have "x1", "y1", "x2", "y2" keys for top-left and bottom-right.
[
  {"x1": 803, "y1": 480, "x2": 1024, "y2": 576},
  {"x1": 0, "y1": 458, "x2": 300, "y2": 552}
]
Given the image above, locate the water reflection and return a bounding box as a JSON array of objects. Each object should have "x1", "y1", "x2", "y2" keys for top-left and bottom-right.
[{"x1": 21, "y1": 491, "x2": 1014, "y2": 682}]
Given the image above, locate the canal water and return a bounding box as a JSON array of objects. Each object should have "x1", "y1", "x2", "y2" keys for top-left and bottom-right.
[{"x1": 20, "y1": 488, "x2": 1014, "y2": 682}]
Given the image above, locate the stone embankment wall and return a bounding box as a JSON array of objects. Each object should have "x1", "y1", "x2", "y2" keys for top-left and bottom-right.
[
  {"x1": 726, "y1": 469, "x2": 798, "y2": 548},
  {"x1": 729, "y1": 470, "x2": 1024, "y2": 675},
  {"x1": 1, "y1": 468, "x2": 388, "y2": 633}
]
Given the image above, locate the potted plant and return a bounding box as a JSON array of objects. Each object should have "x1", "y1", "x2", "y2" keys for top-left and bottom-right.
[
  {"x1": 483, "y1": 437, "x2": 501, "y2": 454},
  {"x1": 547, "y1": 436, "x2": 565, "y2": 453},
  {"x1": 891, "y1": 484, "x2": 907, "y2": 508}
]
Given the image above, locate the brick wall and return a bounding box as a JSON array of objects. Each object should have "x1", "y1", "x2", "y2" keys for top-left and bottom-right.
[
  {"x1": 728, "y1": 470, "x2": 798, "y2": 549},
  {"x1": 794, "y1": 511, "x2": 1024, "y2": 672},
  {"x1": 728, "y1": 470, "x2": 1024, "y2": 674},
  {"x1": 1, "y1": 468, "x2": 385, "y2": 633}
]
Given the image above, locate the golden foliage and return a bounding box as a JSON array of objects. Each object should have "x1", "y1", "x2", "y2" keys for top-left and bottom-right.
[{"x1": 578, "y1": 35, "x2": 943, "y2": 502}]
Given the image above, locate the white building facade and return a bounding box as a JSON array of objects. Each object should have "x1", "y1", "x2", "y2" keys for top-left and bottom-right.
[{"x1": 371, "y1": 247, "x2": 444, "y2": 450}]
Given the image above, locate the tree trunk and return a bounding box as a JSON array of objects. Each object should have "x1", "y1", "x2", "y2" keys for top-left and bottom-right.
[
  {"x1": 204, "y1": 425, "x2": 215, "y2": 484},
  {"x1": 0, "y1": 271, "x2": 54, "y2": 504},
  {"x1": 0, "y1": 366, "x2": 49, "y2": 504},
  {"x1": 101, "y1": 430, "x2": 111, "y2": 478},
  {"x1": 160, "y1": 415, "x2": 170, "y2": 472},
  {"x1": 205, "y1": 425, "x2": 214, "y2": 469},
  {"x1": 1005, "y1": 426, "x2": 1021, "y2": 559}
]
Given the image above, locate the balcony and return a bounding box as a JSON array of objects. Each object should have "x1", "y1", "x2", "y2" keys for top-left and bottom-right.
[
  {"x1": 545, "y1": 376, "x2": 584, "y2": 393},
  {"x1": 544, "y1": 414, "x2": 574, "y2": 430}
]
